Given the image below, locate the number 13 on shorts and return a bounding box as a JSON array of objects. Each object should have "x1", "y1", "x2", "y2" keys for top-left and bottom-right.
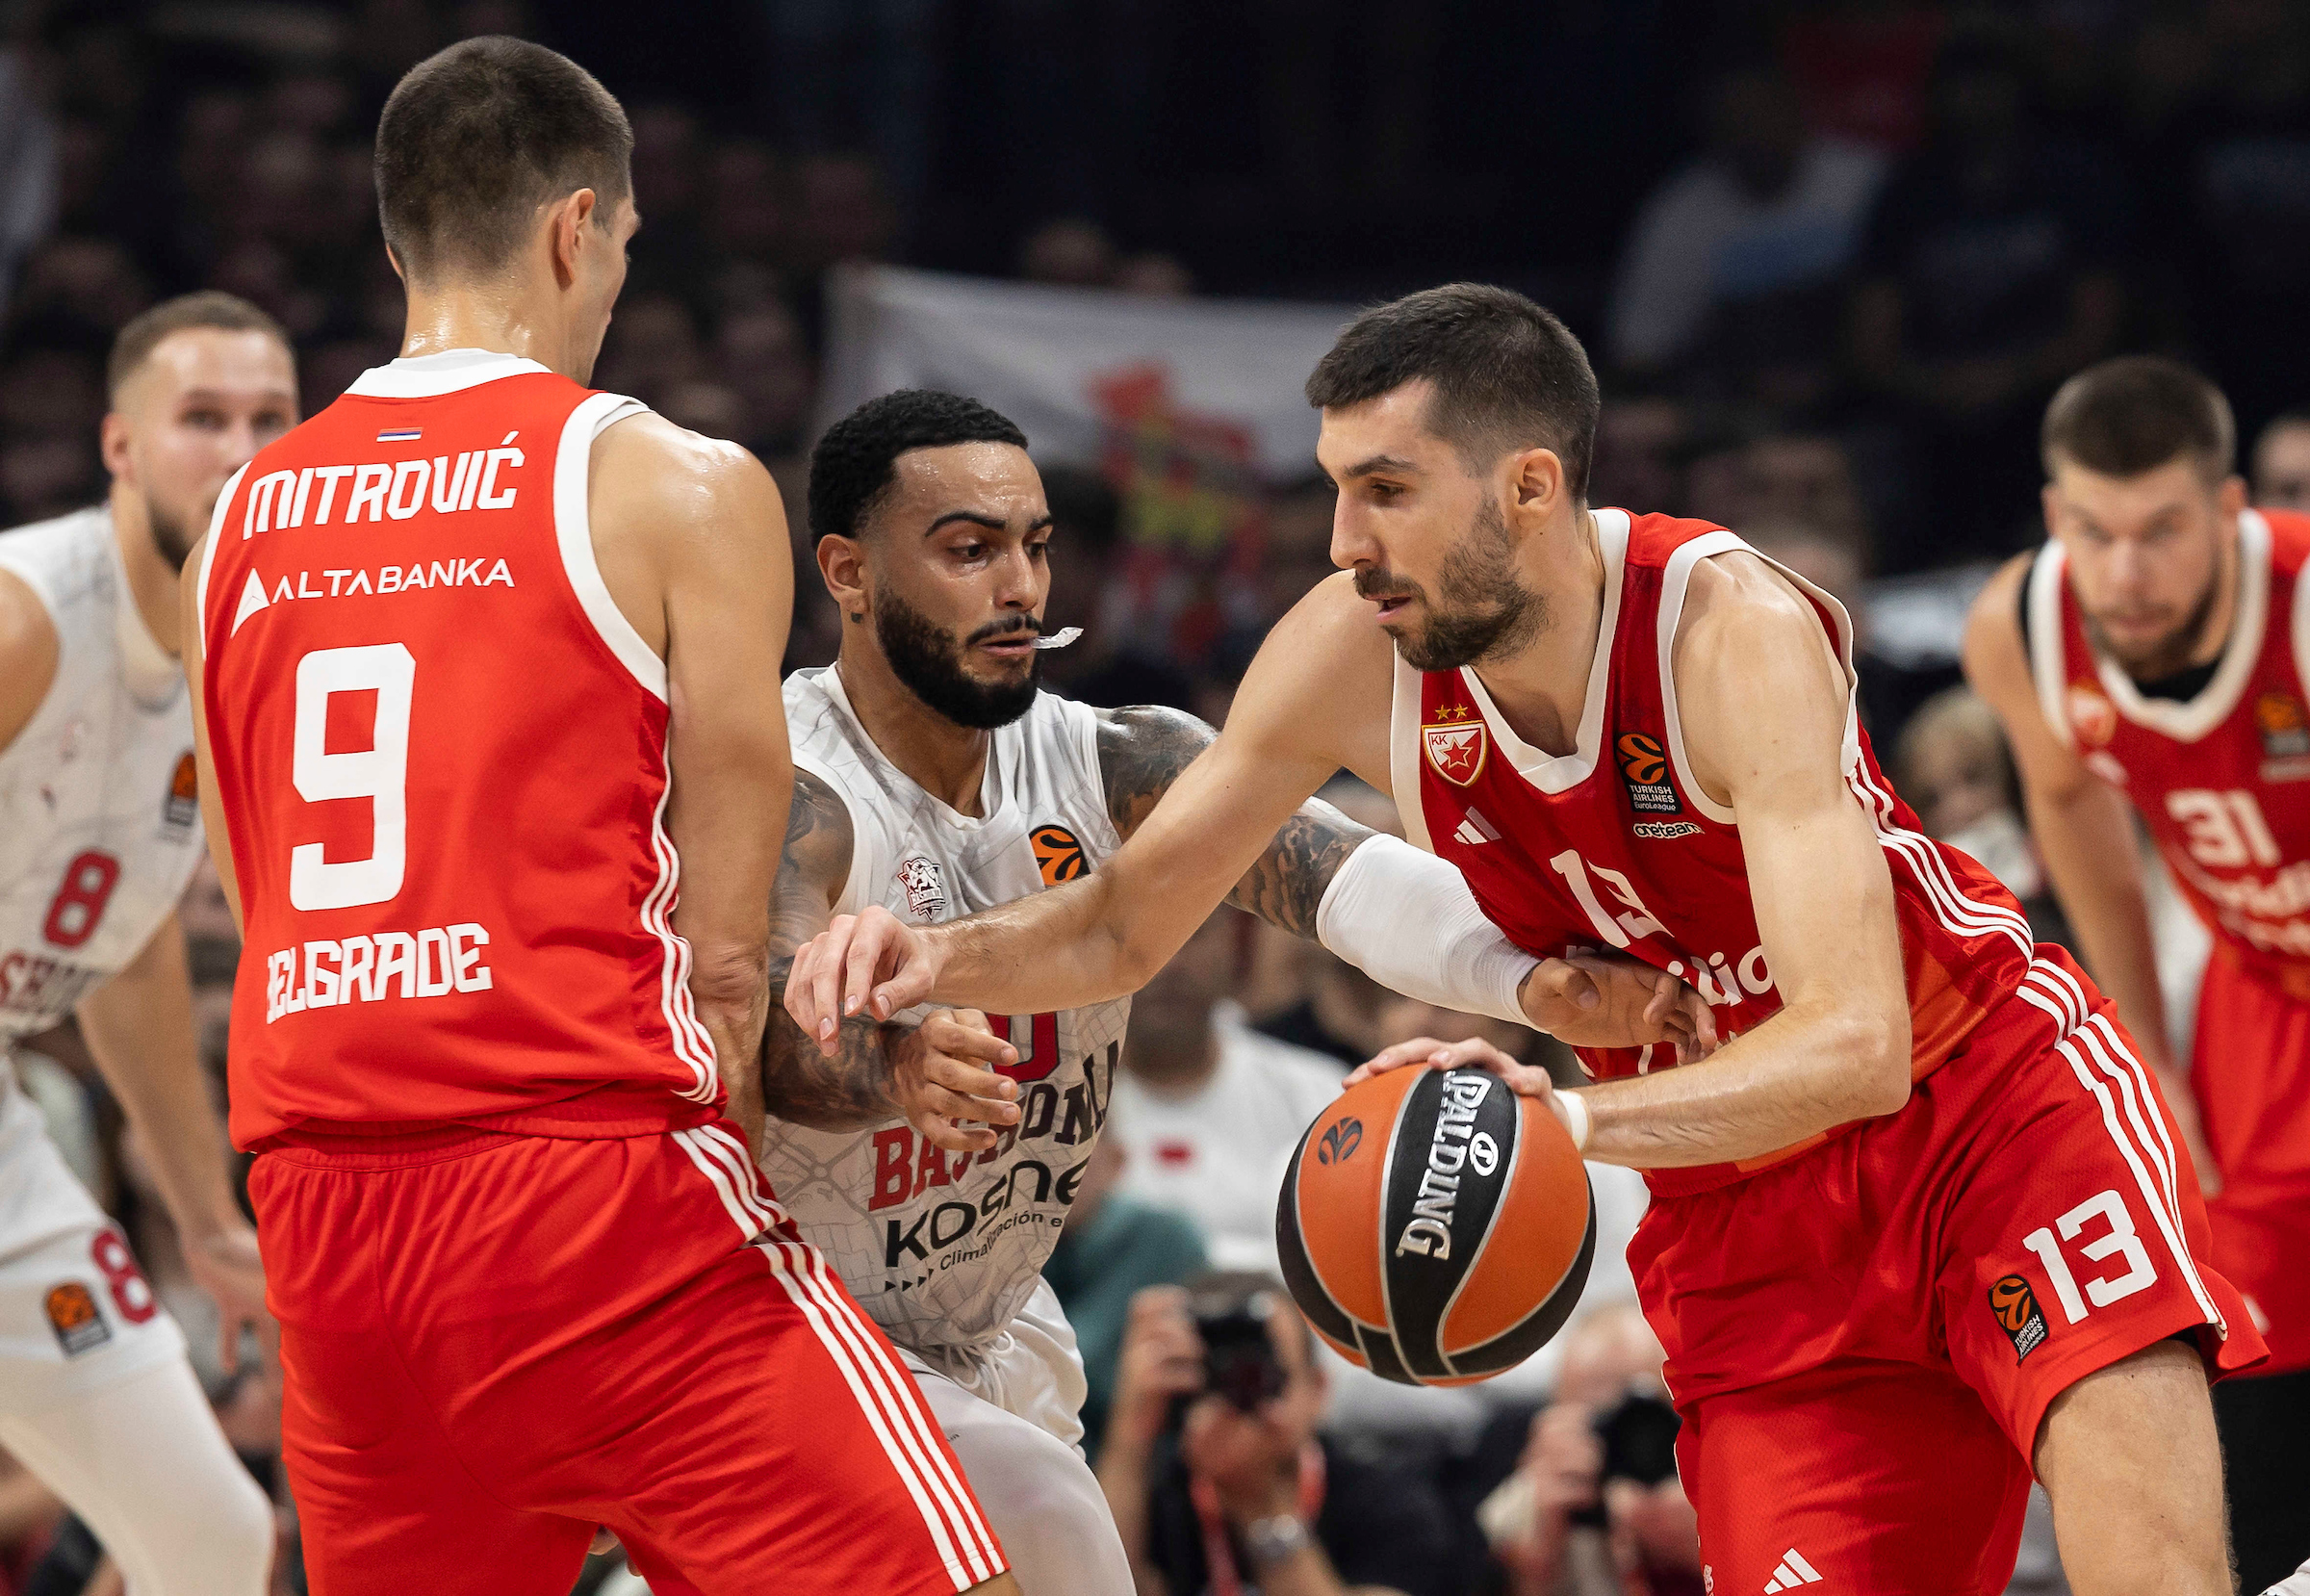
[{"x1": 2021, "y1": 1188, "x2": 2157, "y2": 1324}]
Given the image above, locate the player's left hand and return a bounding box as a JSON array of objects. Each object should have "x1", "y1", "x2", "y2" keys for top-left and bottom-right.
[
  {"x1": 186, "y1": 1221, "x2": 275, "y2": 1376},
  {"x1": 892, "y1": 1009, "x2": 1022, "y2": 1154},
  {"x1": 1520, "y1": 951, "x2": 1718, "y2": 1061}
]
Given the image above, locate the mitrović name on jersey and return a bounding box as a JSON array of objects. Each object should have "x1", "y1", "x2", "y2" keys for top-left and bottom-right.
[
  {"x1": 867, "y1": 1041, "x2": 1118, "y2": 1277},
  {"x1": 238, "y1": 435, "x2": 528, "y2": 537}
]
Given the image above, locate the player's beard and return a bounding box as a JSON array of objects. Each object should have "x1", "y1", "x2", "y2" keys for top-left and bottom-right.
[
  {"x1": 1355, "y1": 498, "x2": 1545, "y2": 672},
  {"x1": 2082, "y1": 569, "x2": 2223, "y2": 682},
  {"x1": 143, "y1": 498, "x2": 200, "y2": 576},
  {"x1": 874, "y1": 587, "x2": 1042, "y2": 730}
]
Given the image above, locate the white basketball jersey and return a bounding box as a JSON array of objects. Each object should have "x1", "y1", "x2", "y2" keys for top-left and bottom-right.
[
  {"x1": 0, "y1": 508, "x2": 205, "y2": 1046},
  {"x1": 770, "y1": 666, "x2": 1132, "y2": 1354}
]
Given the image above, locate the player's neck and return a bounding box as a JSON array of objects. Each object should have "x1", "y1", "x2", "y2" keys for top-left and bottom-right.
[
  {"x1": 835, "y1": 648, "x2": 993, "y2": 816},
  {"x1": 1463, "y1": 507, "x2": 1606, "y2": 758},
  {"x1": 397, "y1": 279, "x2": 594, "y2": 382},
  {"x1": 107, "y1": 481, "x2": 180, "y2": 658}
]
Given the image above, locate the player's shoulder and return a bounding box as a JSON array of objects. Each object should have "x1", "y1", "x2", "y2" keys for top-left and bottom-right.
[
  {"x1": 1677, "y1": 543, "x2": 1821, "y2": 648},
  {"x1": 2256, "y1": 504, "x2": 2310, "y2": 572},
  {"x1": 1960, "y1": 552, "x2": 2040, "y2": 692},
  {"x1": 592, "y1": 408, "x2": 768, "y2": 496}
]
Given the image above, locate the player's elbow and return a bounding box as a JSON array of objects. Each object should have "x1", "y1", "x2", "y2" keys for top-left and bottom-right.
[
  {"x1": 688, "y1": 940, "x2": 771, "y2": 1022},
  {"x1": 1838, "y1": 1002, "x2": 1913, "y2": 1119}
]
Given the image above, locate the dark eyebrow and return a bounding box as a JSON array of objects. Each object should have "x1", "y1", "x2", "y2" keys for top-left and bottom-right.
[
  {"x1": 925, "y1": 510, "x2": 1009, "y2": 537},
  {"x1": 1342, "y1": 452, "x2": 1421, "y2": 479}
]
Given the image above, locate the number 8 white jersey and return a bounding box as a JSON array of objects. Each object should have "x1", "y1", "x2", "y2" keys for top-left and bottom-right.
[
  {"x1": 0, "y1": 507, "x2": 205, "y2": 1047},
  {"x1": 769, "y1": 665, "x2": 1132, "y2": 1355}
]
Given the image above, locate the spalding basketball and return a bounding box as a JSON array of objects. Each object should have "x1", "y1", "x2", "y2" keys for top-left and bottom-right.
[{"x1": 1277, "y1": 1065, "x2": 1594, "y2": 1386}]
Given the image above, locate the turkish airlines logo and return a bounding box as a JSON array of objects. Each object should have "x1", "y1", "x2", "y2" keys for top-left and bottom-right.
[{"x1": 1424, "y1": 706, "x2": 1487, "y2": 786}]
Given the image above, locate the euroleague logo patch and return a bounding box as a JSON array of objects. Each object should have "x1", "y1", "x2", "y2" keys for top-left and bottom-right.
[
  {"x1": 44, "y1": 1281, "x2": 110, "y2": 1357},
  {"x1": 1317, "y1": 1118, "x2": 1363, "y2": 1166},
  {"x1": 1989, "y1": 1273, "x2": 2048, "y2": 1361},
  {"x1": 1616, "y1": 732, "x2": 1681, "y2": 815},
  {"x1": 164, "y1": 750, "x2": 198, "y2": 830},
  {"x1": 1031, "y1": 824, "x2": 1088, "y2": 887}
]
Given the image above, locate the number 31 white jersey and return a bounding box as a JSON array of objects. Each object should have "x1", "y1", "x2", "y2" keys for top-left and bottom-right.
[
  {"x1": 769, "y1": 665, "x2": 1132, "y2": 1357},
  {"x1": 0, "y1": 507, "x2": 205, "y2": 1047}
]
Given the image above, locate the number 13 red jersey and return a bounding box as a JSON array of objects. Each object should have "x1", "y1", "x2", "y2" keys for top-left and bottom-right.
[
  {"x1": 196, "y1": 350, "x2": 721, "y2": 1147},
  {"x1": 1394, "y1": 510, "x2": 2040, "y2": 1196}
]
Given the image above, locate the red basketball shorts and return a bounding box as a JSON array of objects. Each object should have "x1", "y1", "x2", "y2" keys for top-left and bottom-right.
[
  {"x1": 1630, "y1": 951, "x2": 2264, "y2": 1596},
  {"x1": 2191, "y1": 949, "x2": 2310, "y2": 1375},
  {"x1": 251, "y1": 1120, "x2": 1007, "y2": 1596}
]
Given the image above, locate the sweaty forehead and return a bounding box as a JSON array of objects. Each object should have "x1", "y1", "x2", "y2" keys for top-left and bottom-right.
[
  {"x1": 127, "y1": 328, "x2": 295, "y2": 408},
  {"x1": 879, "y1": 441, "x2": 1044, "y2": 527}
]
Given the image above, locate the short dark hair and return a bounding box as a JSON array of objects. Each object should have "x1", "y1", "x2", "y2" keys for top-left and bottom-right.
[
  {"x1": 107, "y1": 292, "x2": 289, "y2": 401},
  {"x1": 375, "y1": 37, "x2": 632, "y2": 282},
  {"x1": 1304, "y1": 283, "x2": 1601, "y2": 499},
  {"x1": 809, "y1": 390, "x2": 1030, "y2": 541},
  {"x1": 2041, "y1": 356, "x2": 2235, "y2": 483}
]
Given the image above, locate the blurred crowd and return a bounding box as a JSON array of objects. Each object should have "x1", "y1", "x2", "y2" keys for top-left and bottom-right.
[{"x1": 5, "y1": 0, "x2": 2310, "y2": 1591}]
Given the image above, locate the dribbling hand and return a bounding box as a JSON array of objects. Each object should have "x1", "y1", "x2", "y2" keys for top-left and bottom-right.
[
  {"x1": 1347, "y1": 1035, "x2": 1579, "y2": 1140},
  {"x1": 892, "y1": 1010, "x2": 1022, "y2": 1154},
  {"x1": 785, "y1": 905, "x2": 943, "y2": 1054}
]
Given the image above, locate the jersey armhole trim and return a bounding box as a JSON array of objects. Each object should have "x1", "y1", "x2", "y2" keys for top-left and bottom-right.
[
  {"x1": 191, "y1": 461, "x2": 249, "y2": 663},
  {"x1": 553, "y1": 394, "x2": 664, "y2": 702},
  {"x1": 1388, "y1": 651, "x2": 1436, "y2": 852},
  {"x1": 2025, "y1": 541, "x2": 2075, "y2": 750},
  {"x1": 1061, "y1": 697, "x2": 1126, "y2": 855},
  {"x1": 794, "y1": 749, "x2": 871, "y2": 916},
  {"x1": 1657, "y1": 530, "x2": 1864, "y2": 828},
  {"x1": 2290, "y1": 527, "x2": 2310, "y2": 708}
]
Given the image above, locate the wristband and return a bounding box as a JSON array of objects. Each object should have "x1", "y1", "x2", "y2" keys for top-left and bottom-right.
[{"x1": 1555, "y1": 1090, "x2": 1591, "y2": 1153}]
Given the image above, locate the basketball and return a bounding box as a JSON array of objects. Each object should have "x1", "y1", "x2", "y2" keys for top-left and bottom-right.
[{"x1": 1276, "y1": 1065, "x2": 1595, "y2": 1387}]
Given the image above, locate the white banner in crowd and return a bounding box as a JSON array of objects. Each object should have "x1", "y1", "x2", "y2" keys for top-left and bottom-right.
[{"x1": 816, "y1": 265, "x2": 1357, "y2": 481}]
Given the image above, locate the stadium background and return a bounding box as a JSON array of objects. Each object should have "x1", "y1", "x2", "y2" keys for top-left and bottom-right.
[{"x1": 2, "y1": 1, "x2": 2301, "y2": 1591}]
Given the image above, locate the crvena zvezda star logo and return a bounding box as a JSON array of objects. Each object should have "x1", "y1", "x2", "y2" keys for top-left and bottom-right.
[{"x1": 1424, "y1": 718, "x2": 1487, "y2": 785}]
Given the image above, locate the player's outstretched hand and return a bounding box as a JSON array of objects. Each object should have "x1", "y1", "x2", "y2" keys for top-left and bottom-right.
[
  {"x1": 893, "y1": 1009, "x2": 1022, "y2": 1154},
  {"x1": 187, "y1": 1221, "x2": 276, "y2": 1376},
  {"x1": 786, "y1": 905, "x2": 943, "y2": 1054},
  {"x1": 1520, "y1": 951, "x2": 1719, "y2": 1062},
  {"x1": 1348, "y1": 1035, "x2": 1585, "y2": 1143}
]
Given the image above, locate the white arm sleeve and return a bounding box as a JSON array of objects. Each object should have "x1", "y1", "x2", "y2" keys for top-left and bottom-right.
[{"x1": 1315, "y1": 835, "x2": 1539, "y2": 1028}]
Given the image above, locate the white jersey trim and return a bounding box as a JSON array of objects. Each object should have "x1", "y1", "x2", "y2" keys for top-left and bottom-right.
[
  {"x1": 1656, "y1": 528, "x2": 1863, "y2": 827},
  {"x1": 1388, "y1": 652, "x2": 1435, "y2": 852},
  {"x1": 644, "y1": 783, "x2": 720, "y2": 1102},
  {"x1": 191, "y1": 463, "x2": 249, "y2": 663},
  {"x1": 552, "y1": 391, "x2": 663, "y2": 701},
  {"x1": 2025, "y1": 540, "x2": 2074, "y2": 749},
  {"x1": 343, "y1": 348, "x2": 554, "y2": 398},
  {"x1": 1460, "y1": 507, "x2": 1630, "y2": 796}
]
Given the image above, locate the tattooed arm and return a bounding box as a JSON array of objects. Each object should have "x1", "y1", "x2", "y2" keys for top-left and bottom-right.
[
  {"x1": 759, "y1": 770, "x2": 1020, "y2": 1151},
  {"x1": 1095, "y1": 705, "x2": 1369, "y2": 937}
]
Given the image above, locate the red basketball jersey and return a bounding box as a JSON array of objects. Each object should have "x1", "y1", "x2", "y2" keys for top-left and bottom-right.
[
  {"x1": 2026, "y1": 508, "x2": 2310, "y2": 993},
  {"x1": 1395, "y1": 511, "x2": 2039, "y2": 1196},
  {"x1": 195, "y1": 350, "x2": 721, "y2": 1147}
]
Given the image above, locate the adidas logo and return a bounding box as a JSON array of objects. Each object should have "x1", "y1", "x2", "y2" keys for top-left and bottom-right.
[
  {"x1": 1763, "y1": 1549, "x2": 1823, "y2": 1592},
  {"x1": 1452, "y1": 807, "x2": 1502, "y2": 847}
]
